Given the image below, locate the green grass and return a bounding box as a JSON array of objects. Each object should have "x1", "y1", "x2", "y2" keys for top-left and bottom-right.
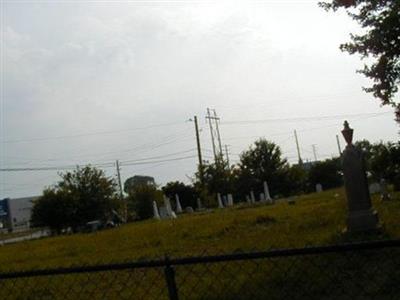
[
  {"x1": 0, "y1": 188, "x2": 399, "y2": 272},
  {"x1": 0, "y1": 189, "x2": 399, "y2": 299}
]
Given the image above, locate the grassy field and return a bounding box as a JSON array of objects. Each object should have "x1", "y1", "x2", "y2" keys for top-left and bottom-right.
[
  {"x1": 0, "y1": 188, "x2": 399, "y2": 299},
  {"x1": 0, "y1": 188, "x2": 399, "y2": 272}
]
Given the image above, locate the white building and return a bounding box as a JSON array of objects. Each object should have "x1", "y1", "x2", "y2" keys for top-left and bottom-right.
[{"x1": 0, "y1": 197, "x2": 38, "y2": 232}]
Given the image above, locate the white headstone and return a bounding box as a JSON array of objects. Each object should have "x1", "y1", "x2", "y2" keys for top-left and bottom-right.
[
  {"x1": 185, "y1": 206, "x2": 194, "y2": 213},
  {"x1": 163, "y1": 195, "x2": 173, "y2": 216},
  {"x1": 175, "y1": 194, "x2": 183, "y2": 213},
  {"x1": 250, "y1": 190, "x2": 256, "y2": 203},
  {"x1": 217, "y1": 193, "x2": 224, "y2": 208},
  {"x1": 259, "y1": 193, "x2": 265, "y2": 202},
  {"x1": 171, "y1": 211, "x2": 177, "y2": 219},
  {"x1": 316, "y1": 183, "x2": 323, "y2": 193},
  {"x1": 153, "y1": 201, "x2": 160, "y2": 220},
  {"x1": 227, "y1": 194, "x2": 234, "y2": 206},
  {"x1": 264, "y1": 181, "x2": 272, "y2": 203},
  {"x1": 197, "y1": 198, "x2": 202, "y2": 210},
  {"x1": 246, "y1": 195, "x2": 251, "y2": 204},
  {"x1": 369, "y1": 182, "x2": 380, "y2": 194},
  {"x1": 159, "y1": 206, "x2": 169, "y2": 219}
]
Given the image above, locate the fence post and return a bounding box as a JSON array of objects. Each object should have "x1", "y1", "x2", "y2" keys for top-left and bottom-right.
[{"x1": 164, "y1": 257, "x2": 179, "y2": 300}]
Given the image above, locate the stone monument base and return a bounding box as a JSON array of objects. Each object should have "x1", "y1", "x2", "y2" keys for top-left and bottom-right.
[{"x1": 347, "y1": 209, "x2": 379, "y2": 232}]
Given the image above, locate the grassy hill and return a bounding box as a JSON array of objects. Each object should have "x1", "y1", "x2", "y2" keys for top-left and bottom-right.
[
  {"x1": 0, "y1": 188, "x2": 399, "y2": 299},
  {"x1": 1, "y1": 188, "x2": 399, "y2": 272}
]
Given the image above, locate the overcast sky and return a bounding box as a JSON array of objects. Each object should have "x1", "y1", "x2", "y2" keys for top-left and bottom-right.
[{"x1": 1, "y1": 0, "x2": 399, "y2": 198}]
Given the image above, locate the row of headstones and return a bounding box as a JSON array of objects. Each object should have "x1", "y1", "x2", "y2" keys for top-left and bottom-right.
[
  {"x1": 153, "y1": 193, "x2": 215, "y2": 220},
  {"x1": 153, "y1": 181, "x2": 276, "y2": 220},
  {"x1": 241, "y1": 181, "x2": 274, "y2": 205},
  {"x1": 153, "y1": 195, "x2": 181, "y2": 220}
]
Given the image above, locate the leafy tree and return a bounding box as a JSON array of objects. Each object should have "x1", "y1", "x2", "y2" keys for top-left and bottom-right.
[
  {"x1": 196, "y1": 157, "x2": 234, "y2": 195},
  {"x1": 31, "y1": 166, "x2": 119, "y2": 232},
  {"x1": 162, "y1": 181, "x2": 198, "y2": 209},
  {"x1": 124, "y1": 175, "x2": 155, "y2": 195},
  {"x1": 31, "y1": 189, "x2": 75, "y2": 234},
  {"x1": 127, "y1": 185, "x2": 160, "y2": 220},
  {"x1": 286, "y1": 164, "x2": 308, "y2": 195},
  {"x1": 389, "y1": 142, "x2": 400, "y2": 190},
  {"x1": 358, "y1": 141, "x2": 400, "y2": 190},
  {"x1": 321, "y1": 0, "x2": 400, "y2": 123},
  {"x1": 237, "y1": 139, "x2": 290, "y2": 197},
  {"x1": 355, "y1": 139, "x2": 373, "y2": 160},
  {"x1": 307, "y1": 158, "x2": 343, "y2": 191}
]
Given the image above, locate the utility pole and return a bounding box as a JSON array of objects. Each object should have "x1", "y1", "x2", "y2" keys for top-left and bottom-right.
[
  {"x1": 312, "y1": 144, "x2": 318, "y2": 162},
  {"x1": 193, "y1": 116, "x2": 204, "y2": 183},
  {"x1": 336, "y1": 134, "x2": 342, "y2": 156},
  {"x1": 294, "y1": 130, "x2": 303, "y2": 165},
  {"x1": 206, "y1": 108, "x2": 224, "y2": 163},
  {"x1": 225, "y1": 144, "x2": 230, "y2": 168},
  {"x1": 213, "y1": 109, "x2": 223, "y2": 158},
  {"x1": 116, "y1": 160, "x2": 126, "y2": 222},
  {"x1": 206, "y1": 108, "x2": 218, "y2": 163}
]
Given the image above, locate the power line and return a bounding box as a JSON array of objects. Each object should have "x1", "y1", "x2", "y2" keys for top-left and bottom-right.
[
  {"x1": 119, "y1": 148, "x2": 196, "y2": 163},
  {"x1": 2, "y1": 130, "x2": 193, "y2": 164},
  {"x1": 0, "y1": 154, "x2": 197, "y2": 172},
  {"x1": 0, "y1": 121, "x2": 186, "y2": 144},
  {"x1": 220, "y1": 111, "x2": 392, "y2": 125},
  {"x1": 120, "y1": 155, "x2": 196, "y2": 167}
]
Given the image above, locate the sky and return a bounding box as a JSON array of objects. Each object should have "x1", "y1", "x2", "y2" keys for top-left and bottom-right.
[{"x1": 1, "y1": 0, "x2": 399, "y2": 198}]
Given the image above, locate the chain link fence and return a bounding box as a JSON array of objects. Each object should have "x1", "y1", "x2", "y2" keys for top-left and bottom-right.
[{"x1": 0, "y1": 239, "x2": 399, "y2": 300}]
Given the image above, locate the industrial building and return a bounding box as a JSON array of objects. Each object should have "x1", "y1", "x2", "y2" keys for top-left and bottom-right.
[{"x1": 0, "y1": 196, "x2": 38, "y2": 232}]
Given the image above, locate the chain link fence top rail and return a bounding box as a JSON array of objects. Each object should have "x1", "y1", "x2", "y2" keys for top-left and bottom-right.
[{"x1": 0, "y1": 239, "x2": 399, "y2": 300}]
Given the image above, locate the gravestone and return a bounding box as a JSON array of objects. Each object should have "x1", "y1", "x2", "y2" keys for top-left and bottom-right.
[
  {"x1": 263, "y1": 181, "x2": 272, "y2": 203},
  {"x1": 222, "y1": 195, "x2": 227, "y2": 207},
  {"x1": 197, "y1": 198, "x2": 203, "y2": 210},
  {"x1": 341, "y1": 121, "x2": 379, "y2": 232},
  {"x1": 185, "y1": 206, "x2": 194, "y2": 213},
  {"x1": 250, "y1": 190, "x2": 256, "y2": 203},
  {"x1": 175, "y1": 194, "x2": 183, "y2": 213},
  {"x1": 163, "y1": 195, "x2": 173, "y2": 216},
  {"x1": 217, "y1": 193, "x2": 224, "y2": 208},
  {"x1": 316, "y1": 183, "x2": 323, "y2": 193},
  {"x1": 227, "y1": 194, "x2": 234, "y2": 206},
  {"x1": 259, "y1": 193, "x2": 265, "y2": 202},
  {"x1": 369, "y1": 182, "x2": 381, "y2": 194},
  {"x1": 246, "y1": 195, "x2": 251, "y2": 204},
  {"x1": 159, "y1": 206, "x2": 169, "y2": 219},
  {"x1": 153, "y1": 201, "x2": 160, "y2": 220}
]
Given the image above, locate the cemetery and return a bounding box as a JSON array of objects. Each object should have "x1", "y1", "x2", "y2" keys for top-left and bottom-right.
[
  {"x1": 0, "y1": 122, "x2": 398, "y2": 299},
  {"x1": 0, "y1": 186, "x2": 398, "y2": 271}
]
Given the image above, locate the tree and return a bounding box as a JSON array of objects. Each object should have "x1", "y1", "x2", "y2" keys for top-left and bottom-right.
[
  {"x1": 127, "y1": 185, "x2": 161, "y2": 220},
  {"x1": 124, "y1": 174, "x2": 161, "y2": 220},
  {"x1": 197, "y1": 157, "x2": 234, "y2": 197},
  {"x1": 286, "y1": 164, "x2": 308, "y2": 195},
  {"x1": 237, "y1": 139, "x2": 290, "y2": 197},
  {"x1": 162, "y1": 181, "x2": 198, "y2": 209},
  {"x1": 307, "y1": 158, "x2": 343, "y2": 191},
  {"x1": 321, "y1": 0, "x2": 400, "y2": 123},
  {"x1": 358, "y1": 141, "x2": 400, "y2": 190},
  {"x1": 31, "y1": 166, "x2": 119, "y2": 232},
  {"x1": 124, "y1": 175, "x2": 155, "y2": 195},
  {"x1": 31, "y1": 189, "x2": 75, "y2": 233}
]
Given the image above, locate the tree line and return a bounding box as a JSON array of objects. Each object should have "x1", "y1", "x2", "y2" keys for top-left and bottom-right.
[{"x1": 31, "y1": 138, "x2": 400, "y2": 232}]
